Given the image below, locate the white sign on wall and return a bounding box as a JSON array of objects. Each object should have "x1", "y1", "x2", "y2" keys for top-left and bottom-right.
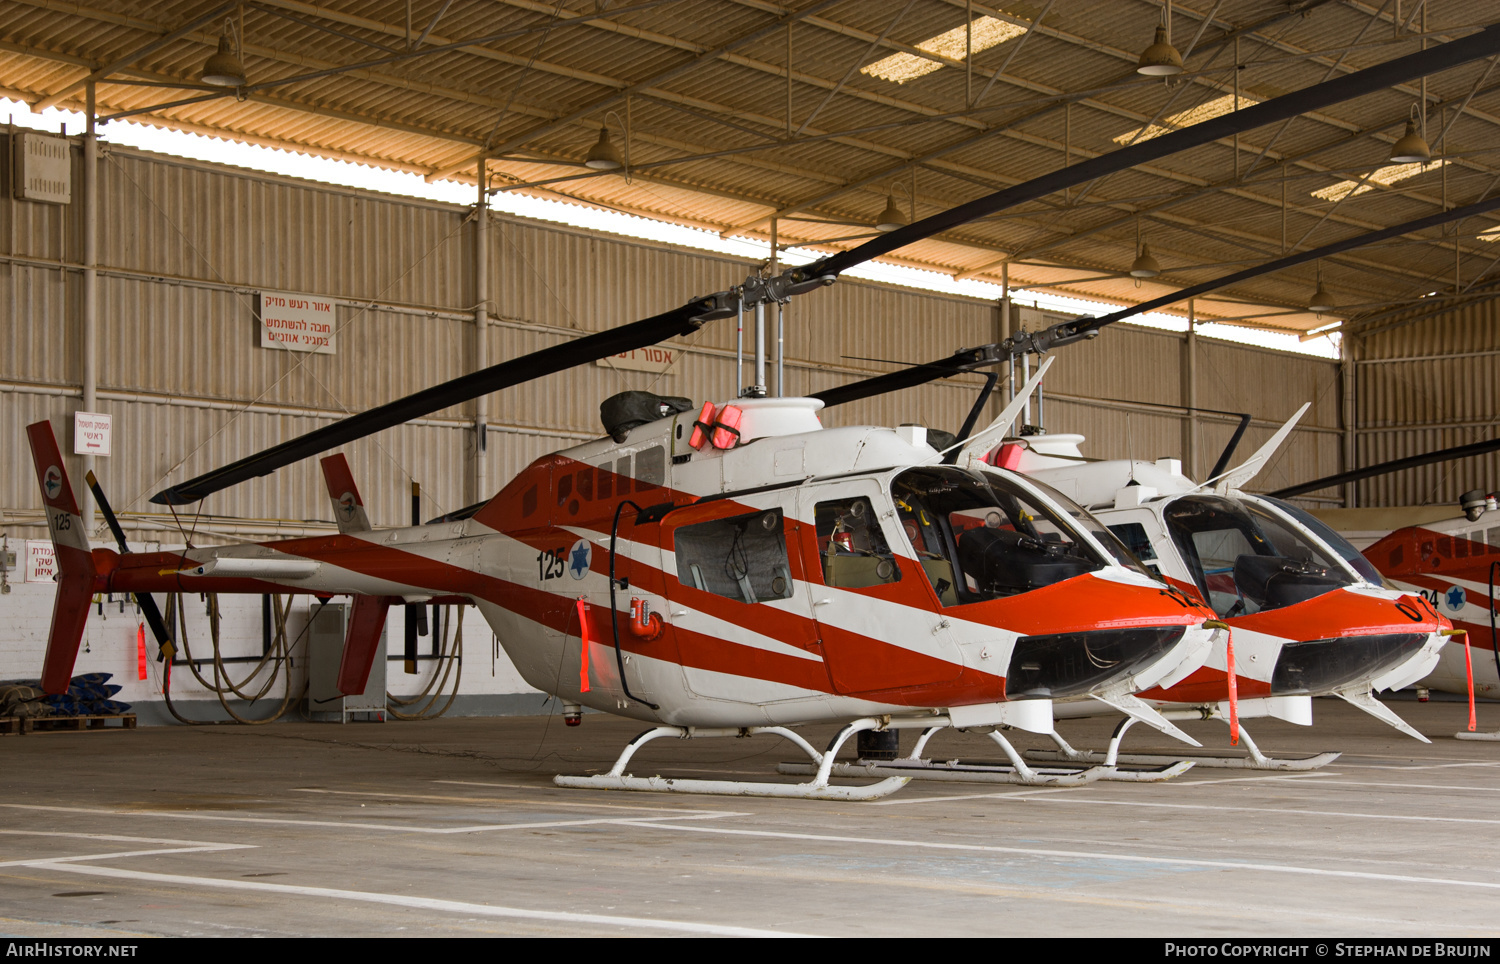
[
  {"x1": 24, "y1": 540, "x2": 56, "y2": 582},
  {"x1": 73, "y1": 411, "x2": 112, "y2": 456},
  {"x1": 258, "y1": 291, "x2": 337, "y2": 354},
  {"x1": 597, "y1": 346, "x2": 679, "y2": 374}
]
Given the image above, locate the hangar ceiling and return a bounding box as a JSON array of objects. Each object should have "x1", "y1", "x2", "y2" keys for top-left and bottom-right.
[{"x1": 3, "y1": 0, "x2": 1499, "y2": 336}]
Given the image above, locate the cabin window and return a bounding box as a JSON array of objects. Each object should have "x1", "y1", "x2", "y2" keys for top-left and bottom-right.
[
  {"x1": 597, "y1": 463, "x2": 613, "y2": 500},
  {"x1": 1107, "y1": 521, "x2": 1162, "y2": 579},
  {"x1": 556, "y1": 472, "x2": 572, "y2": 506},
  {"x1": 814, "y1": 497, "x2": 900, "y2": 588},
  {"x1": 577, "y1": 467, "x2": 594, "y2": 502},
  {"x1": 1490, "y1": 527, "x2": 1500, "y2": 552},
  {"x1": 522, "y1": 485, "x2": 537, "y2": 518},
  {"x1": 616, "y1": 456, "x2": 632, "y2": 495},
  {"x1": 637, "y1": 446, "x2": 666, "y2": 489},
  {"x1": 674, "y1": 508, "x2": 794, "y2": 604}
]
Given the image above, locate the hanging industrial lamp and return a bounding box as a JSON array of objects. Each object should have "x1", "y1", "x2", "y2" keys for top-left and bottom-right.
[
  {"x1": 200, "y1": 24, "x2": 247, "y2": 87},
  {"x1": 875, "y1": 193, "x2": 908, "y2": 232},
  {"x1": 1137, "y1": 26, "x2": 1184, "y2": 76},
  {"x1": 584, "y1": 127, "x2": 625, "y2": 170},
  {"x1": 1130, "y1": 243, "x2": 1162, "y2": 279},
  {"x1": 1309, "y1": 263, "x2": 1336, "y2": 315},
  {"x1": 1389, "y1": 117, "x2": 1432, "y2": 164}
]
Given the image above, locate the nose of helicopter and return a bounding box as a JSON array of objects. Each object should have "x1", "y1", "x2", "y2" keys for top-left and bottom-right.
[
  {"x1": 985, "y1": 569, "x2": 1215, "y2": 701},
  {"x1": 1240, "y1": 588, "x2": 1448, "y2": 697},
  {"x1": 1003, "y1": 625, "x2": 1193, "y2": 700}
]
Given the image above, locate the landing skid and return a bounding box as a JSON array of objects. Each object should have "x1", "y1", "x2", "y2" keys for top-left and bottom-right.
[
  {"x1": 553, "y1": 719, "x2": 909, "y2": 800},
  {"x1": 1029, "y1": 719, "x2": 1339, "y2": 772},
  {"x1": 1455, "y1": 730, "x2": 1500, "y2": 741},
  {"x1": 780, "y1": 723, "x2": 1177, "y2": 787},
  {"x1": 1019, "y1": 717, "x2": 1196, "y2": 782}
]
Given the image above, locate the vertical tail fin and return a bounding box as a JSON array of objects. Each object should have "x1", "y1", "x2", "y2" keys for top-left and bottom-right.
[
  {"x1": 26, "y1": 421, "x2": 98, "y2": 694},
  {"x1": 320, "y1": 454, "x2": 372, "y2": 534}
]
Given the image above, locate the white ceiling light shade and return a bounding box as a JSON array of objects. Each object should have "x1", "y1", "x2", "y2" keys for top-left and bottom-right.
[
  {"x1": 1130, "y1": 243, "x2": 1162, "y2": 278},
  {"x1": 1137, "y1": 26, "x2": 1184, "y2": 76},
  {"x1": 1309, "y1": 263, "x2": 1336, "y2": 314},
  {"x1": 875, "y1": 193, "x2": 908, "y2": 232},
  {"x1": 200, "y1": 31, "x2": 247, "y2": 87},
  {"x1": 584, "y1": 127, "x2": 625, "y2": 170},
  {"x1": 1389, "y1": 117, "x2": 1432, "y2": 164}
]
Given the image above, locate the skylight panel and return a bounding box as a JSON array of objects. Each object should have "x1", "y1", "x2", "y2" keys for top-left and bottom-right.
[
  {"x1": 862, "y1": 16, "x2": 1027, "y2": 85},
  {"x1": 1113, "y1": 94, "x2": 1260, "y2": 145},
  {"x1": 1311, "y1": 160, "x2": 1446, "y2": 202}
]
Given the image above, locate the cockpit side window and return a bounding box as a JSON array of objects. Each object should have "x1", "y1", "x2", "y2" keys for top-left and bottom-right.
[
  {"x1": 673, "y1": 508, "x2": 794, "y2": 604},
  {"x1": 814, "y1": 496, "x2": 901, "y2": 590},
  {"x1": 891, "y1": 467, "x2": 1107, "y2": 606}
]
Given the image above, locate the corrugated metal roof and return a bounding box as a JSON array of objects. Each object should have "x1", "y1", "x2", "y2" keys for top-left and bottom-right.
[{"x1": 3, "y1": 0, "x2": 1498, "y2": 334}]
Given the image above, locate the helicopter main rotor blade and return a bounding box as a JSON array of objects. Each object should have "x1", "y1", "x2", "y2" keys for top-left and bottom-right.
[
  {"x1": 808, "y1": 23, "x2": 1500, "y2": 279},
  {"x1": 1268, "y1": 438, "x2": 1500, "y2": 499},
  {"x1": 152, "y1": 298, "x2": 728, "y2": 505},
  {"x1": 811, "y1": 345, "x2": 1006, "y2": 408},
  {"x1": 819, "y1": 191, "x2": 1500, "y2": 409},
  {"x1": 1056, "y1": 192, "x2": 1500, "y2": 342}
]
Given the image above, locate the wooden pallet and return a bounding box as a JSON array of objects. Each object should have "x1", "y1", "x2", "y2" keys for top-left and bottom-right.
[{"x1": 12, "y1": 713, "x2": 137, "y2": 734}]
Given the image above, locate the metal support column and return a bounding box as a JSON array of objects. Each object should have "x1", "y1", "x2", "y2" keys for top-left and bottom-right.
[
  {"x1": 81, "y1": 82, "x2": 98, "y2": 531},
  {"x1": 1185, "y1": 299, "x2": 1198, "y2": 479},
  {"x1": 1341, "y1": 333, "x2": 1359, "y2": 508},
  {"x1": 473, "y1": 160, "x2": 489, "y2": 503}
]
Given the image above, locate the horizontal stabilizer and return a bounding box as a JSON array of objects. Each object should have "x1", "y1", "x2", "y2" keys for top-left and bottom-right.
[{"x1": 321, "y1": 454, "x2": 372, "y2": 534}]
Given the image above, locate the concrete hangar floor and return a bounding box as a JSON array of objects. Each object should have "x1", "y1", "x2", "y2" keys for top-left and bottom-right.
[{"x1": 1, "y1": 698, "x2": 1497, "y2": 938}]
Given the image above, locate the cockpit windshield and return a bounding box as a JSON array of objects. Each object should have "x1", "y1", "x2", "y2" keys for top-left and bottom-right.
[
  {"x1": 891, "y1": 467, "x2": 1110, "y2": 606},
  {"x1": 1255, "y1": 496, "x2": 1383, "y2": 586},
  {"x1": 1163, "y1": 495, "x2": 1356, "y2": 618}
]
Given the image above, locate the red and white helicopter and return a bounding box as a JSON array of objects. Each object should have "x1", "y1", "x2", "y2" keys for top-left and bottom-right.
[
  {"x1": 814, "y1": 350, "x2": 1453, "y2": 774},
  {"x1": 1268, "y1": 442, "x2": 1500, "y2": 739},
  {"x1": 24, "y1": 32, "x2": 1500, "y2": 798}
]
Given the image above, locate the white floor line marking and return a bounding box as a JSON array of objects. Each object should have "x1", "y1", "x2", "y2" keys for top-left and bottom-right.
[
  {"x1": 868, "y1": 772, "x2": 1336, "y2": 806},
  {"x1": 980, "y1": 795, "x2": 1500, "y2": 825},
  {"x1": 1296, "y1": 779, "x2": 1500, "y2": 793},
  {"x1": 25, "y1": 861, "x2": 814, "y2": 938},
  {"x1": 298, "y1": 786, "x2": 735, "y2": 815},
  {"x1": 0, "y1": 845, "x2": 251, "y2": 869},
  {"x1": 0, "y1": 803, "x2": 736, "y2": 835},
  {"x1": 0, "y1": 829, "x2": 243, "y2": 848},
  {"x1": 432, "y1": 781, "x2": 737, "y2": 814},
  {"x1": 1162, "y1": 773, "x2": 1342, "y2": 787},
  {"x1": 621, "y1": 821, "x2": 1500, "y2": 891},
  {"x1": 1335, "y1": 762, "x2": 1500, "y2": 770}
]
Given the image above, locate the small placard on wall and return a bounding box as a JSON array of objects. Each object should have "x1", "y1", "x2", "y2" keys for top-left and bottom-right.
[
  {"x1": 73, "y1": 411, "x2": 112, "y2": 456},
  {"x1": 25, "y1": 540, "x2": 56, "y2": 582},
  {"x1": 258, "y1": 291, "x2": 337, "y2": 354},
  {"x1": 597, "y1": 346, "x2": 680, "y2": 374}
]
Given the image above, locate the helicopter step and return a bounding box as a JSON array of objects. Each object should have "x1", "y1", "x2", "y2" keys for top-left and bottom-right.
[
  {"x1": 553, "y1": 717, "x2": 910, "y2": 801},
  {"x1": 1027, "y1": 721, "x2": 1340, "y2": 772}
]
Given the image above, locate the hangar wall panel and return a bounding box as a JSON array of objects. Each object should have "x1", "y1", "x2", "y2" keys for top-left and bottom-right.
[{"x1": 1355, "y1": 298, "x2": 1500, "y2": 508}]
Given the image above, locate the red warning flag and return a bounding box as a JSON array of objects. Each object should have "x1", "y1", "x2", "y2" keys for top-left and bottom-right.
[
  {"x1": 136, "y1": 621, "x2": 147, "y2": 681},
  {"x1": 576, "y1": 598, "x2": 591, "y2": 694},
  {"x1": 1225, "y1": 625, "x2": 1239, "y2": 746}
]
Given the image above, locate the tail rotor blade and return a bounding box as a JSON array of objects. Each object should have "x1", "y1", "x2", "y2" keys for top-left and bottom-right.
[{"x1": 85, "y1": 470, "x2": 174, "y2": 652}]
